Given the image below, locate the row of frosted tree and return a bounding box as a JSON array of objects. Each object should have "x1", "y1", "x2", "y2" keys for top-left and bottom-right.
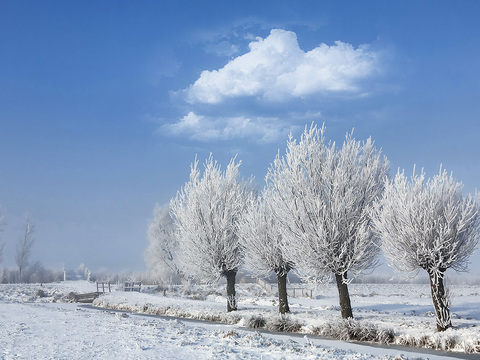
[{"x1": 146, "y1": 123, "x2": 480, "y2": 332}]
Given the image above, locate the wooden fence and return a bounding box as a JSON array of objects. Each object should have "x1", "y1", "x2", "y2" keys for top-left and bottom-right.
[
  {"x1": 255, "y1": 278, "x2": 313, "y2": 298},
  {"x1": 124, "y1": 281, "x2": 142, "y2": 292},
  {"x1": 96, "y1": 281, "x2": 111, "y2": 293}
]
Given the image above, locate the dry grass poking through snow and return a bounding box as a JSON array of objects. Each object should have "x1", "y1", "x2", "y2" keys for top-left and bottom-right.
[
  {"x1": 311, "y1": 318, "x2": 395, "y2": 343},
  {"x1": 91, "y1": 282, "x2": 480, "y2": 354}
]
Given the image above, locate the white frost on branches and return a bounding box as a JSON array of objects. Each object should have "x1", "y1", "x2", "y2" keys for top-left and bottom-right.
[
  {"x1": 238, "y1": 192, "x2": 294, "y2": 277},
  {"x1": 266, "y1": 123, "x2": 389, "y2": 282},
  {"x1": 79, "y1": 263, "x2": 92, "y2": 282},
  {"x1": 372, "y1": 166, "x2": 480, "y2": 331},
  {"x1": 372, "y1": 166, "x2": 480, "y2": 278},
  {"x1": 145, "y1": 204, "x2": 182, "y2": 284},
  {"x1": 170, "y1": 154, "x2": 250, "y2": 282}
]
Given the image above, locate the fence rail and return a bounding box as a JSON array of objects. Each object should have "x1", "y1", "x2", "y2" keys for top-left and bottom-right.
[
  {"x1": 124, "y1": 281, "x2": 142, "y2": 292},
  {"x1": 96, "y1": 281, "x2": 111, "y2": 293},
  {"x1": 288, "y1": 287, "x2": 313, "y2": 298},
  {"x1": 255, "y1": 278, "x2": 313, "y2": 298}
]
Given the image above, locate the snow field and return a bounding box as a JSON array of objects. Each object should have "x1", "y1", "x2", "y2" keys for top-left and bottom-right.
[
  {"x1": 0, "y1": 300, "x2": 437, "y2": 360},
  {"x1": 1, "y1": 281, "x2": 479, "y2": 359}
]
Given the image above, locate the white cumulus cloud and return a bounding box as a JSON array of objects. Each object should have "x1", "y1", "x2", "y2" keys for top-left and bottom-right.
[
  {"x1": 184, "y1": 29, "x2": 381, "y2": 104},
  {"x1": 162, "y1": 29, "x2": 386, "y2": 143}
]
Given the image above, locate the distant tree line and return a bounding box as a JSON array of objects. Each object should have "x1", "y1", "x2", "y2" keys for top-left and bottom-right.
[
  {"x1": 146, "y1": 123, "x2": 480, "y2": 332},
  {"x1": 0, "y1": 262, "x2": 63, "y2": 284}
]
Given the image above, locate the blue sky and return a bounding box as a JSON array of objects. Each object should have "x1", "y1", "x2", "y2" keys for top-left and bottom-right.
[{"x1": 1, "y1": 1, "x2": 480, "y2": 273}]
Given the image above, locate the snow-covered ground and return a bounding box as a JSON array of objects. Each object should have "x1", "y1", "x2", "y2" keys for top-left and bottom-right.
[{"x1": 1, "y1": 281, "x2": 479, "y2": 359}]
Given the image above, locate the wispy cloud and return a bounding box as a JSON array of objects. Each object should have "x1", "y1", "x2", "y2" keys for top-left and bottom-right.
[
  {"x1": 204, "y1": 40, "x2": 240, "y2": 57},
  {"x1": 184, "y1": 29, "x2": 381, "y2": 104},
  {"x1": 161, "y1": 111, "x2": 297, "y2": 143}
]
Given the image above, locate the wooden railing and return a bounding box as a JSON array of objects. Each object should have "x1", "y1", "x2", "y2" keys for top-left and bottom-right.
[
  {"x1": 124, "y1": 281, "x2": 141, "y2": 292},
  {"x1": 96, "y1": 281, "x2": 111, "y2": 293}
]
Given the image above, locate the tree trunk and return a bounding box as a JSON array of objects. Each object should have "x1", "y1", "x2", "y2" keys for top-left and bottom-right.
[
  {"x1": 335, "y1": 272, "x2": 353, "y2": 319},
  {"x1": 277, "y1": 271, "x2": 290, "y2": 314},
  {"x1": 428, "y1": 270, "x2": 451, "y2": 331},
  {"x1": 225, "y1": 270, "x2": 237, "y2": 312}
]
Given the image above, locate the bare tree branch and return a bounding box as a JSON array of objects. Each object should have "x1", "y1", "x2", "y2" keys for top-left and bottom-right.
[
  {"x1": 16, "y1": 215, "x2": 35, "y2": 280},
  {"x1": 0, "y1": 207, "x2": 5, "y2": 264}
]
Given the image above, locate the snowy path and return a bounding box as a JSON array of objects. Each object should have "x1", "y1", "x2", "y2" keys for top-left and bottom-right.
[{"x1": 0, "y1": 301, "x2": 474, "y2": 360}]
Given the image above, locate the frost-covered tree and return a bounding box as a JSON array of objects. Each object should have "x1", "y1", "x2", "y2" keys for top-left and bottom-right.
[
  {"x1": 372, "y1": 166, "x2": 480, "y2": 331},
  {"x1": 170, "y1": 154, "x2": 250, "y2": 312},
  {"x1": 16, "y1": 216, "x2": 35, "y2": 281},
  {"x1": 145, "y1": 203, "x2": 183, "y2": 284},
  {"x1": 79, "y1": 263, "x2": 92, "y2": 281},
  {"x1": 266, "y1": 124, "x2": 389, "y2": 318},
  {"x1": 238, "y1": 192, "x2": 294, "y2": 314}
]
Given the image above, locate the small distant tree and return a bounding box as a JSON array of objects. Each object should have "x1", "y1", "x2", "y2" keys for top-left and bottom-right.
[
  {"x1": 0, "y1": 208, "x2": 4, "y2": 265},
  {"x1": 16, "y1": 216, "x2": 35, "y2": 281},
  {"x1": 266, "y1": 124, "x2": 389, "y2": 319},
  {"x1": 26, "y1": 261, "x2": 45, "y2": 283},
  {"x1": 238, "y1": 192, "x2": 294, "y2": 314},
  {"x1": 372, "y1": 166, "x2": 480, "y2": 331},
  {"x1": 170, "y1": 154, "x2": 250, "y2": 312},
  {"x1": 145, "y1": 203, "x2": 183, "y2": 284},
  {"x1": 79, "y1": 263, "x2": 92, "y2": 281}
]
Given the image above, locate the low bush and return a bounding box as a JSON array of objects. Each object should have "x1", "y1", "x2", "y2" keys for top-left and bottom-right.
[
  {"x1": 312, "y1": 318, "x2": 394, "y2": 344},
  {"x1": 246, "y1": 315, "x2": 266, "y2": 329},
  {"x1": 265, "y1": 315, "x2": 302, "y2": 333}
]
